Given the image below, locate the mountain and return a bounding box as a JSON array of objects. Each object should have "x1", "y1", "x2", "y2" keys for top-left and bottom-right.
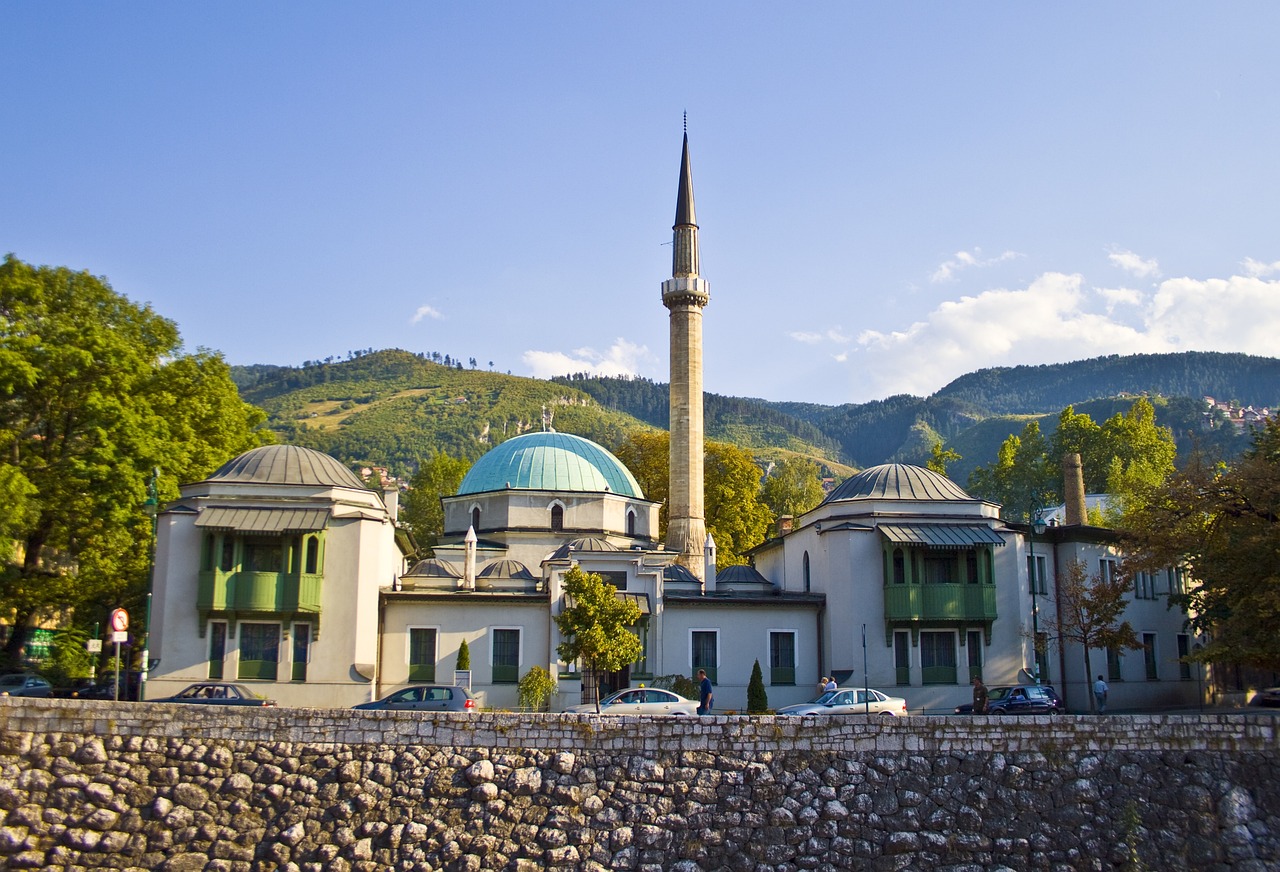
[{"x1": 232, "y1": 349, "x2": 1277, "y2": 482}]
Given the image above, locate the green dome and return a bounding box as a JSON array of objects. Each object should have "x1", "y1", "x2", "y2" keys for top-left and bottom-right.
[{"x1": 457, "y1": 432, "x2": 644, "y2": 498}]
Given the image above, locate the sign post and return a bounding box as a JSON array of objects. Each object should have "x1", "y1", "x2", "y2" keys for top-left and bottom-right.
[{"x1": 109, "y1": 608, "x2": 129, "y2": 701}]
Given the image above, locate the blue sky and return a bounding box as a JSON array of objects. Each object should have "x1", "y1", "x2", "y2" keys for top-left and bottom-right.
[{"x1": 5, "y1": 3, "x2": 1279, "y2": 404}]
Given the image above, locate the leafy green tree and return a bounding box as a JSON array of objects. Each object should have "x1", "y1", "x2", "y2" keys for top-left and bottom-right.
[
  {"x1": 651, "y1": 673, "x2": 697, "y2": 700},
  {"x1": 760, "y1": 455, "x2": 825, "y2": 520},
  {"x1": 705, "y1": 440, "x2": 773, "y2": 567},
  {"x1": 456, "y1": 638, "x2": 471, "y2": 671},
  {"x1": 967, "y1": 421, "x2": 1055, "y2": 522},
  {"x1": 554, "y1": 565, "x2": 642, "y2": 712},
  {"x1": 400, "y1": 450, "x2": 471, "y2": 556},
  {"x1": 926, "y1": 441, "x2": 962, "y2": 477},
  {"x1": 1038, "y1": 558, "x2": 1142, "y2": 711},
  {"x1": 612, "y1": 430, "x2": 670, "y2": 537},
  {"x1": 1121, "y1": 419, "x2": 1280, "y2": 670},
  {"x1": 517, "y1": 665, "x2": 557, "y2": 712},
  {"x1": 746, "y1": 659, "x2": 769, "y2": 713},
  {"x1": 0, "y1": 255, "x2": 268, "y2": 662}
]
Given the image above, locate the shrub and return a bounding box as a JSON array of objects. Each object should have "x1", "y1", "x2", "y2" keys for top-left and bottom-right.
[
  {"x1": 747, "y1": 659, "x2": 769, "y2": 713},
  {"x1": 518, "y1": 665, "x2": 557, "y2": 711},
  {"x1": 456, "y1": 638, "x2": 471, "y2": 670}
]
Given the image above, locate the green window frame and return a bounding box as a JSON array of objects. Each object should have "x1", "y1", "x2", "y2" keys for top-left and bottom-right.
[
  {"x1": 492, "y1": 628, "x2": 520, "y2": 684},
  {"x1": 409, "y1": 627, "x2": 438, "y2": 682}
]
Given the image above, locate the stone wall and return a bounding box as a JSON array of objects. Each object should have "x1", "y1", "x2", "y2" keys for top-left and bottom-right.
[{"x1": 2, "y1": 699, "x2": 1277, "y2": 871}]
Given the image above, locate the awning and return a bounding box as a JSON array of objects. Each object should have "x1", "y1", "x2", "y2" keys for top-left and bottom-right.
[
  {"x1": 195, "y1": 507, "x2": 330, "y2": 534},
  {"x1": 877, "y1": 524, "x2": 1006, "y2": 549}
]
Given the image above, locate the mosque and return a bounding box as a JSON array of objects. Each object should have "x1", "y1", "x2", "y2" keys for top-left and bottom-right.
[{"x1": 148, "y1": 133, "x2": 1199, "y2": 714}]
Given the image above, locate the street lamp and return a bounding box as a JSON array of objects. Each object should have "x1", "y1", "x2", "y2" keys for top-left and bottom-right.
[{"x1": 1028, "y1": 509, "x2": 1047, "y2": 685}]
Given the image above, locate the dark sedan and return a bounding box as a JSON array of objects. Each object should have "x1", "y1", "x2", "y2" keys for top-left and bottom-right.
[
  {"x1": 354, "y1": 684, "x2": 477, "y2": 713},
  {"x1": 49, "y1": 680, "x2": 124, "y2": 700},
  {"x1": 956, "y1": 684, "x2": 1064, "y2": 715},
  {"x1": 151, "y1": 682, "x2": 277, "y2": 707}
]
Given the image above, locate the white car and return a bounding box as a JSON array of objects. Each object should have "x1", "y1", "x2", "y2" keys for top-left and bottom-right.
[
  {"x1": 776, "y1": 687, "x2": 908, "y2": 717},
  {"x1": 566, "y1": 687, "x2": 698, "y2": 716}
]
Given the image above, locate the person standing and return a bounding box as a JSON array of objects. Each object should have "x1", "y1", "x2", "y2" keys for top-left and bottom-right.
[
  {"x1": 1094, "y1": 675, "x2": 1109, "y2": 713},
  {"x1": 824, "y1": 676, "x2": 837, "y2": 692},
  {"x1": 971, "y1": 676, "x2": 989, "y2": 714},
  {"x1": 818, "y1": 677, "x2": 828, "y2": 696},
  {"x1": 697, "y1": 669, "x2": 713, "y2": 716}
]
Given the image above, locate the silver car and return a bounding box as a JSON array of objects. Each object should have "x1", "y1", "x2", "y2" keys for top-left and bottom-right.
[
  {"x1": 354, "y1": 684, "x2": 477, "y2": 712},
  {"x1": 776, "y1": 687, "x2": 908, "y2": 717},
  {"x1": 0, "y1": 674, "x2": 52, "y2": 697},
  {"x1": 566, "y1": 687, "x2": 698, "y2": 716}
]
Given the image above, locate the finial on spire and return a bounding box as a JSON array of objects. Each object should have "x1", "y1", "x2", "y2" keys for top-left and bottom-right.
[{"x1": 683, "y1": 111, "x2": 687, "y2": 134}]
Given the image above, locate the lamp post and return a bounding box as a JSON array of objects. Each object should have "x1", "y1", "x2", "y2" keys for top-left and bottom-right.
[{"x1": 1028, "y1": 509, "x2": 1047, "y2": 685}]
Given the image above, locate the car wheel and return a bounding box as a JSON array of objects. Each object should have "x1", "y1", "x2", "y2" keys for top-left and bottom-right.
[
  {"x1": 879, "y1": 711, "x2": 896, "y2": 719},
  {"x1": 991, "y1": 707, "x2": 1007, "y2": 715}
]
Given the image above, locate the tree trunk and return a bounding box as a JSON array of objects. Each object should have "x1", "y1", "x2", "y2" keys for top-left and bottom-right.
[{"x1": 1082, "y1": 644, "x2": 1095, "y2": 713}]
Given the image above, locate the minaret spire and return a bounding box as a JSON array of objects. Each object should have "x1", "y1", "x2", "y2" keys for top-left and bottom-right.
[{"x1": 662, "y1": 121, "x2": 711, "y2": 585}]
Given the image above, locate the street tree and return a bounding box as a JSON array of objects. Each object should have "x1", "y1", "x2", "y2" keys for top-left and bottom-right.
[
  {"x1": 760, "y1": 454, "x2": 825, "y2": 520},
  {"x1": 400, "y1": 450, "x2": 471, "y2": 556},
  {"x1": 0, "y1": 255, "x2": 269, "y2": 662},
  {"x1": 554, "y1": 564, "x2": 642, "y2": 712},
  {"x1": 1121, "y1": 418, "x2": 1280, "y2": 671},
  {"x1": 1038, "y1": 558, "x2": 1142, "y2": 711},
  {"x1": 705, "y1": 440, "x2": 773, "y2": 567}
]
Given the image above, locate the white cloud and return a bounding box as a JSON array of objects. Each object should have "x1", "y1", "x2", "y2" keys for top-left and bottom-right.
[
  {"x1": 840, "y1": 263, "x2": 1280, "y2": 400},
  {"x1": 522, "y1": 338, "x2": 655, "y2": 379},
  {"x1": 1107, "y1": 248, "x2": 1160, "y2": 278},
  {"x1": 788, "y1": 331, "x2": 824, "y2": 344},
  {"x1": 411, "y1": 305, "x2": 443, "y2": 324},
  {"x1": 1243, "y1": 257, "x2": 1280, "y2": 277},
  {"x1": 930, "y1": 248, "x2": 1020, "y2": 283},
  {"x1": 788, "y1": 327, "x2": 850, "y2": 345}
]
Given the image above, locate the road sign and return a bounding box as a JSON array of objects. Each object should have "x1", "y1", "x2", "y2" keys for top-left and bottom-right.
[
  {"x1": 111, "y1": 631, "x2": 128, "y2": 643},
  {"x1": 87, "y1": 639, "x2": 102, "y2": 653},
  {"x1": 110, "y1": 608, "x2": 129, "y2": 633}
]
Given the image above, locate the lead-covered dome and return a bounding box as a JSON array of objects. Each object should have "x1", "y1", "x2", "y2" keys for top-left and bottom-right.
[
  {"x1": 456, "y1": 432, "x2": 644, "y2": 498},
  {"x1": 205, "y1": 444, "x2": 366, "y2": 490},
  {"x1": 824, "y1": 463, "x2": 972, "y2": 504}
]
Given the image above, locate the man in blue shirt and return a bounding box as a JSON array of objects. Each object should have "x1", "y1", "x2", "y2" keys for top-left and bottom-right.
[{"x1": 697, "y1": 669, "x2": 713, "y2": 715}]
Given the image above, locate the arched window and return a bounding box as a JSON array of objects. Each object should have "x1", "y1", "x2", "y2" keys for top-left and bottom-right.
[
  {"x1": 803, "y1": 552, "x2": 811, "y2": 592},
  {"x1": 305, "y1": 536, "x2": 320, "y2": 574},
  {"x1": 550, "y1": 504, "x2": 564, "y2": 533},
  {"x1": 471, "y1": 507, "x2": 481, "y2": 533},
  {"x1": 626, "y1": 510, "x2": 636, "y2": 537},
  {"x1": 893, "y1": 548, "x2": 906, "y2": 585}
]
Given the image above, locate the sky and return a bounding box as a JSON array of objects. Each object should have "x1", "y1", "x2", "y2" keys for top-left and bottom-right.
[{"x1": 4, "y1": 3, "x2": 1280, "y2": 406}]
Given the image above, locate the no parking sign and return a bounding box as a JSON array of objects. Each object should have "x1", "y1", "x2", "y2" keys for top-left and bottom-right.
[{"x1": 110, "y1": 608, "x2": 129, "y2": 643}]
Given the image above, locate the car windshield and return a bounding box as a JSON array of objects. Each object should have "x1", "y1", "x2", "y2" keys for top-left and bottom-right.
[
  {"x1": 988, "y1": 688, "x2": 1013, "y2": 701},
  {"x1": 811, "y1": 691, "x2": 837, "y2": 704}
]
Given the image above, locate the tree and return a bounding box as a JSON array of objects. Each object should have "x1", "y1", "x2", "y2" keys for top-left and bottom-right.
[
  {"x1": 0, "y1": 255, "x2": 269, "y2": 662},
  {"x1": 705, "y1": 440, "x2": 773, "y2": 567},
  {"x1": 761, "y1": 455, "x2": 825, "y2": 520},
  {"x1": 1121, "y1": 418, "x2": 1280, "y2": 670},
  {"x1": 456, "y1": 638, "x2": 471, "y2": 671},
  {"x1": 554, "y1": 565, "x2": 642, "y2": 712},
  {"x1": 967, "y1": 422, "x2": 1054, "y2": 522},
  {"x1": 517, "y1": 665, "x2": 557, "y2": 712},
  {"x1": 400, "y1": 450, "x2": 471, "y2": 556},
  {"x1": 926, "y1": 441, "x2": 961, "y2": 477},
  {"x1": 746, "y1": 659, "x2": 768, "y2": 713},
  {"x1": 612, "y1": 430, "x2": 670, "y2": 537},
  {"x1": 1038, "y1": 558, "x2": 1142, "y2": 711}
]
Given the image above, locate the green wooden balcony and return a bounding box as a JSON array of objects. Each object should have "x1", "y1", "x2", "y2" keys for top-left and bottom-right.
[
  {"x1": 883, "y1": 583, "x2": 997, "y2": 622},
  {"x1": 198, "y1": 571, "x2": 323, "y2": 615}
]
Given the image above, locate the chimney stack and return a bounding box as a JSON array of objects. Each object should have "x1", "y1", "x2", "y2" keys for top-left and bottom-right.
[{"x1": 1063, "y1": 453, "x2": 1088, "y2": 526}]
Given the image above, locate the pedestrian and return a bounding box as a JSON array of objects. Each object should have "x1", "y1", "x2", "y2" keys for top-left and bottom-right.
[
  {"x1": 697, "y1": 669, "x2": 713, "y2": 715},
  {"x1": 1094, "y1": 675, "x2": 1109, "y2": 713},
  {"x1": 818, "y1": 677, "x2": 828, "y2": 696},
  {"x1": 824, "y1": 676, "x2": 837, "y2": 692},
  {"x1": 971, "y1": 676, "x2": 989, "y2": 714}
]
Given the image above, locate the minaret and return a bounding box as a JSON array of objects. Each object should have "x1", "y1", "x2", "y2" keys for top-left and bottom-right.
[{"x1": 663, "y1": 123, "x2": 711, "y2": 584}]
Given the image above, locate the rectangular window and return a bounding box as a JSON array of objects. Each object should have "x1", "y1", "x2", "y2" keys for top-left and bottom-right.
[
  {"x1": 1100, "y1": 558, "x2": 1118, "y2": 584},
  {"x1": 894, "y1": 631, "x2": 911, "y2": 685},
  {"x1": 409, "y1": 627, "x2": 438, "y2": 682},
  {"x1": 966, "y1": 630, "x2": 983, "y2": 682},
  {"x1": 491, "y1": 628, "x2": 520, "y2": 684},
  {"x1": 1177, "y1": 633, "x2": 1192, "y2": 681},
  {"x1": 292, "y1": 623, "x2": 311, "y2": 682},
  {"x1": 238, "y1": 623, "x2": 280, "y2": 681},
  {"x1": 920, "y1": 631, "x2": 957, "y2": 685},
  {"x1": 1107, "y1": 645, "x2": 1123, "y2": 681},
  {"x1": 1143, "y1": 633, "x2": 1158, "y2": 681},
  {"x1": 922, "y1": 555, "x2": 955, "y2": 584},
  {"x1": 220, "y1": 538, "x2": 236, "y2": 572},
  {"x1": 598, "y1": 571, "x2": 628, "y2": 591},
  {"x1": 201, "y1": 535, "x2": 215, "y2": 572},
  {"x1": 1026, "y1": 554, "x2": 1047, "y2": 595},
  {"x1": 966, "y1": 552, "x2": 979, "y2": 585},
  {"x1": 691, "y1": 630, "x2": 719, "y2": 683},
  {"x1": 208, "y1": 621, "x2": 227, "y2": 680},
  {"x1": 1168, "y1": 567, "x2": 1185, "y2": 596},
  {"x1": 632, "y1": 618, "x2": 651, "y2": 678},
  {"x1": 245, "y1": 539, "x2": 284, "y2": 573},
  {"x1": 769, "y1": 631, "x2": 796, "y2": 685}
]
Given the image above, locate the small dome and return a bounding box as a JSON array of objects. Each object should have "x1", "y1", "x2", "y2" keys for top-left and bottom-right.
[
  {"x1": 716, "y1": 564, "x2": 772, "y2": 586},
  {"x1": 825, "y1": 463, "x2": 972, "y2": 504},
  {"x1": 477, "y1": 559, "x2": 535, "y2": 581},
  {"x1": 405, "y1": 558, "x2": 463, "y2": 578},
  {"x1": 205, "y1": 445, "x2": 366, "y2": 490},
  {"x1": 549, "y1": 536, "x2": 620, "y2": 559},
  {"x1": 457, "y1": 432, "x2": 643, "y2": 498}
]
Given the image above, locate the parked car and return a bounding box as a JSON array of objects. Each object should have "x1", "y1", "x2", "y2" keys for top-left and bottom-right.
[
  {"x1": 955, "y1": 684, "x2": 1064, "y2": 715},
  {"x1": 353, "y1": 684, "x2": 477, "y2": 713},
  {"x1": 150, "y1": 682, "x2": 277, "y2": 707},
  {"x1": 0, "y1": 673, "x2": 52, "y2": 697},
  {"x1": 1252, "y1": 687, "x2": 1280, "y2": 707},
  {"x1": 566, "y1": 687, "x2": 699, "y2": 716},
  {"x1": 776, "y1": 687, "x2": 909, "y2": 717}
]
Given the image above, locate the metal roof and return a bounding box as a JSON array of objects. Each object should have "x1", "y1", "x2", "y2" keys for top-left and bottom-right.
[
  {"x1": 877, "y1": 524, "x2": 1006, "y2": 549},
  {"x1": 456, "y1": 432, "x2": 644, "y2": 498},
  {"x1": 204, "y1": 445, "x2": 366, "y2": 490},
  {"x1": 477, "y1": 559, "x2": 535, "y2": 581},
  {"x1": 404, "y1": 558, "x2": 463, "y2": 578},
  {"x1": 825, "y1": 464, "x2": 973, "y2": 503},
  {"x1": 194, "y1": 507, "x2": 330, "y2": 533}
]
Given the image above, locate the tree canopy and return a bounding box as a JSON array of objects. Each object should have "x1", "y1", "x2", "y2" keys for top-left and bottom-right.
[
  {"x1": 0, "y1": 255, "x2": 269, "y2": 662},
  {"x1": 554, "y1": 565, "x2": 642, "y2": 710},
  {"x1": 760, "y1": 455, "x2": 825, "y2": 521},
  {"x1": 399, "y1": 450, "x2": 471, "y2": 556},
  {"x1": 1121, "y1": 418, "x2": 1280, "y2": 670}
]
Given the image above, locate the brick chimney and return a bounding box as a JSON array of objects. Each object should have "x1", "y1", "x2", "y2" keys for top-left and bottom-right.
[
  {"x1": 778, "y1": 515, "x2": 794, "y2": 536},
  {"x1": 1063, "y1": 453, "x2": 1088, "y2": 526}
]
